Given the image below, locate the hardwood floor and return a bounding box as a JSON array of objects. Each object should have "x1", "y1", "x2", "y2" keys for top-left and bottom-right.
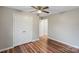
[{"x1": 1, "y1": 37, "x2": 79, "y2": 53}]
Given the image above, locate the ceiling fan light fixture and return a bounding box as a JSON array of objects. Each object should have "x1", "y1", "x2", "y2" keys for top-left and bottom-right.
[{"x1": 37, "y1": 10, "x2": 42, "y2": 13}]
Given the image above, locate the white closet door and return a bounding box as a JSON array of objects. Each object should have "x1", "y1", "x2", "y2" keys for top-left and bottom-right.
[{"x1": 13, "y1": 13, "x2": 32, "y2": 46}]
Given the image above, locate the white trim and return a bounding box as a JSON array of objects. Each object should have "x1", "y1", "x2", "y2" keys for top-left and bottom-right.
[
  {"x1": 13, "y1": 41, "x2": 30, "y2": 47},
  {"x1": 13, "y1": 38, "x2": 39, "y2": 47},
  {"x1": 0, "y1": 46, "x2": 14, "y2": 52},
  {"x1": 0, "y1": 38, "x2": 39, "y2": 52},
  {"x1": 48, "y1": 36, "x2": 79, "y2": 49}
]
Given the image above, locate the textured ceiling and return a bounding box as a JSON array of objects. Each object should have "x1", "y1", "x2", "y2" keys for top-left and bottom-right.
[{"x1": 7, "y1": 6, "x2": 79, "y2": 17}]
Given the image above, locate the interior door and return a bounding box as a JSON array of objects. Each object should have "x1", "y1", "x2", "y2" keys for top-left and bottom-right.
[{"x1": 13, "y1": 13, "x2": 32, "y2": 46}]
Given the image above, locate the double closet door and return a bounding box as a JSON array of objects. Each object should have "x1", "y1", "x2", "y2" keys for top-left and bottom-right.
[{"x1": 13, "y1": 13, "x2": 33, "y2": 46}]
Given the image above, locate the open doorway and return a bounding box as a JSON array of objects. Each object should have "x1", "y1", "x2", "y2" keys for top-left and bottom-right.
[{"x1": 39, "y1": 19, "x2": 48, "y2": 37}]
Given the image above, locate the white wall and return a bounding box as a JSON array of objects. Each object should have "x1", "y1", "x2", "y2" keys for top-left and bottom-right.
[
  {"x1": 47, "y1": 8, "x2": 79, "y2": 48},
  {"x1": 44, "y1": 19, "x2": 48, "y2": 35},
  {"x1": 32, "y1": 15, "x2": 39, "y2": 40},
  {"x1": 0, "y1": 7, "x2": 14, "y2": 50}
]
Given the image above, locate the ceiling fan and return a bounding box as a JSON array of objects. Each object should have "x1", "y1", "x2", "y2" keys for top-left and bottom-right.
[{"x1": 31, "y1": 6, "x2": 49, "y2": 14}]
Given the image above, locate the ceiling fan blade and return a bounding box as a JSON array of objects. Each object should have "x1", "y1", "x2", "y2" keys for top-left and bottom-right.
[
  {"x1": 43, "y1": 7, "x2": 49, "y2": 9},
  {"x1": 42, "y1": 11, "x2": 49, "y2": 13},
  {"x1": 31, "y1": 6, "x2": 38, "y2": 9}
]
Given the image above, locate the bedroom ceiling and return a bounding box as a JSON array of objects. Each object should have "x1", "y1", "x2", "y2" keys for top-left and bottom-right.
[{"x1": 7, "y1": 6, "x2": 79, "y2": 17}]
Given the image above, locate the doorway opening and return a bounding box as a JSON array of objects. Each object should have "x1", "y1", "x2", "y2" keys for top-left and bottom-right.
[{"x1": 39, "y1": 19, "x2": 48, "y2": 37}]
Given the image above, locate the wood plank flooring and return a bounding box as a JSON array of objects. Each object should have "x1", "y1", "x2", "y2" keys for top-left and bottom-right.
[{"x1": 1, "y1": 37, "x2": 79, "y2": 53}]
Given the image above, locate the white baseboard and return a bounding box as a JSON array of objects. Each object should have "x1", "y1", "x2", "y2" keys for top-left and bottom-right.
[
  {"x1": 31, "y1": 38, "x2": 39, "y2": 42},
  {"x1": 0, "y1": 46, "x2": 14, "y2": 52},
  {"x1": 2, "y1": 36, "x2": 79, "y2": 52},
  {"x1": 0, "y1": 38, "x2": 39, "y2": 52},
  {"x1": 48, "y1": 36, "x2": 79, "y2": 49},
  {"x1": 13, "y1": 38, "x2": 39, "y2": 47}
]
